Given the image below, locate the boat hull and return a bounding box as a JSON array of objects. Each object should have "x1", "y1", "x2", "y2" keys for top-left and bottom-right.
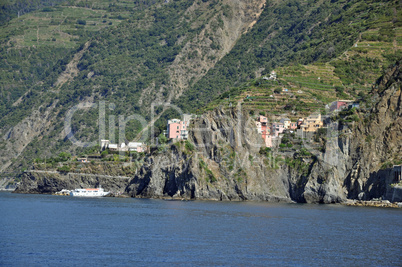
[{"x1": 70, "y1": 187, "x2": 109, "y2": 197}]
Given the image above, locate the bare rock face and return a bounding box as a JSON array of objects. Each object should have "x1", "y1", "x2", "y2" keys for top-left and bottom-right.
[
  {"x1": 301, "y1": 62, "x2": 401, "y2": 203},
  {"x1": 126, "y1": 108, "x2": 293, "y2": 202}
]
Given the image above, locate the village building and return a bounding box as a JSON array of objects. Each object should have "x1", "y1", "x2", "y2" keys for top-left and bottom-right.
[
  {"x1": 297, "y1": 118, "x2": 304, "y2": 127},
  {"x1": 258, "y1": 115, "x2": 268, "y2": 124},
  {"x1": 128, "y1": 142, "x2": 146, "y2": 153},
  {"x1": 279, "y1": 118, "x2": 291, "y2": 129},
  {"x1": 255, "y1": 115, "x2": 272, "y2": 147},
  {"x1": 167, "y1": 115, "x2": 192, "y2": 140},
  {"x1": 262, "y1": 70, "x2": 277, "y2": 81},
  {"x1": 300, "y1": 113, "x2": 323, "y2": 132},
  {"x1": 330, "y1": 100, "x2": 353, "y2": 112},
  {"x1": 271, "y1": 122, "x2": 285, "y2": 137},
  {"x1": 108, "y1": 143, "x2": 119, "y2": 151},
  {"x1": 76, "y1": 157, "x2": 88, "y2": 163},
  {"x1": 263, "y1": 134, "x2": 273, "y2": 147},
  {"x1": 269, "y1": 71, "x2": 277, "y2": 81},
  {"x1": 102, "y1": 140, "x2": 145, "y2": 153},
  {"x1": 289, "y1": 122, "x2": 298, "y2": 130},
  {"x1": 101, "y1": 139, "x2": 110, "y2": 150}
]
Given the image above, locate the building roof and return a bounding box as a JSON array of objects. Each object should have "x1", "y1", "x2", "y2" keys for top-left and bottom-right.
[{"x1": 128, "y1": 142, "x2": 143, "y2": 147}]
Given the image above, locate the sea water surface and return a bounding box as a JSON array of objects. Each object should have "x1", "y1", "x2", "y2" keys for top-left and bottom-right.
[{"x1": 0, "y1": 192, "x2": 401, "y2": 266}]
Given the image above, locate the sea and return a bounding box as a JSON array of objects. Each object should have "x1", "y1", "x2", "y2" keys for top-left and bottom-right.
[{"x1": 0, "y1": 192, "x2": 401, "y2": 266}]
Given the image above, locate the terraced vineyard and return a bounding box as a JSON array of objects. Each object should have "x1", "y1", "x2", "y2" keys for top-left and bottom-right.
[{"x1": 204, "y1": 19, "x2": 401, "y2": 119}]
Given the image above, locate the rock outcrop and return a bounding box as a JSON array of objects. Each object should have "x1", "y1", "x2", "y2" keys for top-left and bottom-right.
[{"x1": 14, "y1": 171, "x2": 130, "y2": 195}]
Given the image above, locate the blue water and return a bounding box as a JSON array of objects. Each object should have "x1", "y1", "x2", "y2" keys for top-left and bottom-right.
[{"x1": 0, "y1": 192, "x2": 401, "y2": 266}]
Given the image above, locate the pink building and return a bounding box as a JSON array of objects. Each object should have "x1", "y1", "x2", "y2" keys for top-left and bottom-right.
[
  {"x1": 290, "y1": 122, "x2": 297, "y2": 130},
  {"x1": 263, "y1": 134, "x2": 272, "y2": 147},
  {"x1": 258, "y1": 115, "x2": 268, "y2": 125},
  {"x1": 167, "y1": 119, "x2": 189, "y2": 140},
  {"x1": 256, "y1": 115, "x2": 273, "y2": 147},
  {"x1": 271, "y1": 122, "x2": 285, "y2": 137},
  {"x1": 330, "y1": 101, "x2": 351, "y2": 112}
]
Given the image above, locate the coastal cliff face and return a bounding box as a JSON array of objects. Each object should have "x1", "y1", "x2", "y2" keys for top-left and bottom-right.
[
  {"x1": 14, "y1": 171, "x2": 130, "y2": 195},
  {"x1": 301, "y1": 62, "x2": 401, "y2": 203},
  {"x1": 342, "y1": 62, "x2": 401, "y2": 201},
  {"x1": 126, "y1": 108, "x2": 293, "y2": 202},
  {"x1": 15, "y1": 63, "x2": 401, "y2": 203}
]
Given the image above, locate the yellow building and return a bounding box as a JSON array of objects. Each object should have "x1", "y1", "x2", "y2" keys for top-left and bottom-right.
[{"x1": 300, "y1": 113, "x2": 323, "y2": 132}]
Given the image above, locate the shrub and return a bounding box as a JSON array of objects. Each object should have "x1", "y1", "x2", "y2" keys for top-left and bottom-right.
[
  {"x1": 185, "y1": 140, "x2": 195, "y2": 152},
  {"x1": 300, "y1": 148, "x2": 311, "y2": 156},
  {"x1": 158, "y1": 133, "x2": 168, "y2": 144},
  {"x1": 101, "y1": 150, "x2": 109, "y2": 158},
  {"x1": 380, "y1": 161, "x2": 393, "y2": 170},
  {"x1": 58, "y1": 152, "x2": 71, "y2": 162},
  {"x1": 57, "y1": 165, "x2": 71, "y2": 172},
  {"x1": 259, "y1": 147, "x2": 271, "y2": 155},
  {"x1": 77, "y1": 20, "x2": 87, "y2": 25}
]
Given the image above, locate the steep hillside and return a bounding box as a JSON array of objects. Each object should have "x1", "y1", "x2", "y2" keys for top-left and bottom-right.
[
  {"x1": 0, "y1": 0, "x2": 401, "y2": 177},
  {"x1": 177, "y1": 0, "x2": 401, "y2": 111},
  {"x1": 0, "y1": 0, "x2": 265, "y2": 174}
]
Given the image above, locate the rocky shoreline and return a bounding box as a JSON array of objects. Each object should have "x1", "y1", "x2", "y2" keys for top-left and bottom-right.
[{"x1": 344, "y1": 199, "x2": 402, "y2": 209}]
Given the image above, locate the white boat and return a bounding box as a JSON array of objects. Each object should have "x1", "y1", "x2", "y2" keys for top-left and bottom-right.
[{"x1": 70, "y1": 185, "x2": 110, "y2": 197}]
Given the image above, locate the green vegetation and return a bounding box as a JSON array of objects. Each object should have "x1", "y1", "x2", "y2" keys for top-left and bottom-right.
[
  {"x1": 0, "y1": 0, "x2": 400, "y2": 174},
  {"x1": 184, "y1": 140, "x2": 195, "y2": 153},
  {"x1": 199, "y1": 159, "x2": 217, "y2": 183},
  {"x1": 57, "y1": 165, "x2": 71, "y2": 172},
  {"x1": 285, "y1": 157, "x2": 310, "y2": 176},
  {"x1": 177, "y1": 0, "x2": 401, "y2": 112}
]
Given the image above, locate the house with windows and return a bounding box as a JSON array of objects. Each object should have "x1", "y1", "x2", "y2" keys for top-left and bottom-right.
[
  {"x1": 271, "y1": 122, "x2": 285, "y2": 137},
  {"x1": 300, "y1": 113, "x2": 323, "y2": 132},
  {"x1": 101, "y1": 139, "x2": 145, "y2": 153},
  {"x1": 108, "y1": 143, "x2": 119, "y2": 151},
  {"x1": 279, "y1": 118, "x2": 291, "y2": 129},
  {"x1": 330, "y1": 100, "x2": 353, "y2": 112},
  {"x1": 167, "y1": 117, "x2": 190, "y2": 140},
  {"x1": 289, "y1": 122, "x2": 298, "y2": 130},
  {"x1": 128, "y1": 142, "x2": 146, "y2": 153},
  {"x1": 255, "y1": 115, "x2": 273, "y2": 147}
]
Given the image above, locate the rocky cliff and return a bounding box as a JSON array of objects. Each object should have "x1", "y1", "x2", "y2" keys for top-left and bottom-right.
[
  {"x1": 15, "y1": 62, "x2": 402, "y2": 203},
  {"x1": 300, "y1": 61, "x2": 401, "y2": 203},
  {"x1": 14, "y1": 171, "x2": 130, "y2": 195}
]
